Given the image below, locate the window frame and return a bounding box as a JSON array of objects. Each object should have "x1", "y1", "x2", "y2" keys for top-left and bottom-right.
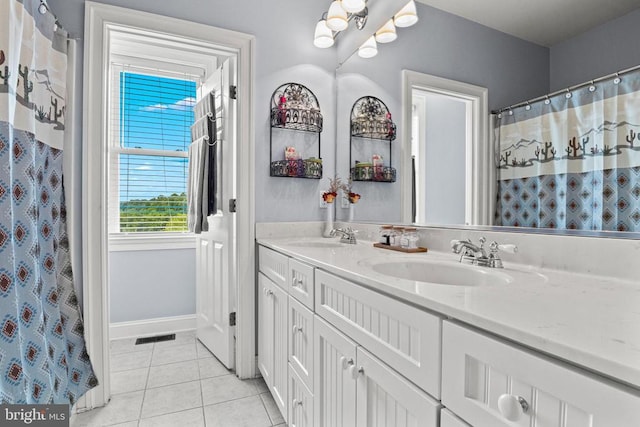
[{"x1": 107, "y1": 57, "x2": 203, "y2": 241}]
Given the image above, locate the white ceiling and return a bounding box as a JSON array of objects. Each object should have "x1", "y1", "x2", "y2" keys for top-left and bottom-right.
[{"x1": 416, "y1": 0, "x2": 640, "y2": 47}]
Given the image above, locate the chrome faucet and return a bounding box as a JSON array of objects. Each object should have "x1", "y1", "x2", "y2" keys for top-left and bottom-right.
[
  {"x1": 451, "y1": 237, "x2": 517, "y2": 268},
  {"x1": 330, "y1": 227, "x2": 357, "y2": 244}
]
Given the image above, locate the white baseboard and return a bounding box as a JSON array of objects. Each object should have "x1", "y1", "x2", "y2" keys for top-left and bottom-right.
[{"x1": 109, "y1": 314, "x2": 197, "y2": 340}]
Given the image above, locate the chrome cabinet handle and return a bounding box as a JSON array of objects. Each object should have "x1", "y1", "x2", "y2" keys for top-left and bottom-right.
[
  {"x1": 497, "y1": 394, "x2": 529, "y2": 421},
  {"x1": 292, "y1": 324, "x2": 303, "y2": 334},
  {"x1": 291, "y1": 275, "x2": 304, "y2": 287},
  {"x1": 263, "y1": 288, "x2": 273, "y2": 296},
  {"x1": 292, "y1": 398, "x2": 303, "y2": 407}
]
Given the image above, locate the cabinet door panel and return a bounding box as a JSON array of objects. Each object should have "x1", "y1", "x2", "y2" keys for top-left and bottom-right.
[
  {"x1": 315, "y1": 269, "x2": 442, "y2": 398},
  {"x1": 289, "y1": 258, "x2": 314, "y2": 309},
  {"x1": 289, "y1": 363, "x2": 314, "y2": 427},
  {"x1": 355, "y1": 347, "x2": 440, "y2": 427},
  {"x1": 314, "y1": 316, "x2": 357, "y2": 427},
  {"x1": 442, "y1": 321, "x2": 640, "y2": 427},
  {"x1": 258, "y1": 273, "x2": 288, "y2": 424},
  {"x1": 258, "y1": 273, "x2": 274, "y2": 389},
  {"x1": 441, "y1": 409, "x2": 471, "y2": 427},
  {"x1": 289, "y1": 296, "x2": 314, "y2": 390}
]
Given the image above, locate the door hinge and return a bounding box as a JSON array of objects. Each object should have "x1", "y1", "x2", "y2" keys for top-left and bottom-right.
[
  {"x1": 229, "y1": 85, "x2": 237, "y2": 100},
  {"x1": 229, "y1": 312, "x2": 236, "y2": 326},
  {"x1": 229, "y1": 198, "x2": 237, "y2": 213}
]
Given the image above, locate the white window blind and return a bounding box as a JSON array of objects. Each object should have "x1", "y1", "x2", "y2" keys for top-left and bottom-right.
[{"x1": 108, "y1": 64, "x2": 198, "y2": 234}]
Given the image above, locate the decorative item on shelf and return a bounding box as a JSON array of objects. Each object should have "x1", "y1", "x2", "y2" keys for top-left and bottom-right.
[
  {"x1": 269, "y1": 82, "x2": 323, "y2": 179},
  {"x1": 349, "y1": 96, "x2": 397, "y2": 182},
  {"x1": 270, "y1": 82, "x2": 323, "y2": 132}
]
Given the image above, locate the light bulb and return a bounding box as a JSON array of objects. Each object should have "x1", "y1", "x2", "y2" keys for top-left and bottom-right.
[
  {"x1": 358, "y1": 36, "x2": 378, "y2": 59},
  {"x1": 341, "y1": 0, "x2": 366, "y2": 13},
  {"x1": 394, "y1": 0, "x2": 418, "y2": 28},
  {"x1": 314, "y1": 19, "x2": 334, "y2": 48},
  {"x1": 327, "y1": 1, "x2": 349, "y2": 32},
  {"x1": 375, "y1": 19, "x2": 397, "y2": 43}
]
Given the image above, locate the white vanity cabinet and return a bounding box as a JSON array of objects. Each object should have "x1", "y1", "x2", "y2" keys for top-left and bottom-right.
[
  {"x1": 314, "y1": 269, "x2": 442, "y2": 398},
  {"x1": 442, "y1": 321, "x2": 640, "y2": 427}
]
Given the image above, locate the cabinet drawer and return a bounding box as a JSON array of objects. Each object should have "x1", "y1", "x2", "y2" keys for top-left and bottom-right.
[
  {"x1": 259, "y1": 245, "x2": 288, "y2": 289},
  {"x1": 288, "y1": 363, "x2": 314, "y2": 427},
  {"x1": 442, "y1": 321, "x2": 640, "y2": 427},
  {"x1": 315, "y1": 269, "x2": 442, "y2": 398},
  {"x1": 289, "y1": 258, "x2": 314, "y2": 309},
  {"x1": 288, "y1": 296, "x2": 314, "y2": 390}
]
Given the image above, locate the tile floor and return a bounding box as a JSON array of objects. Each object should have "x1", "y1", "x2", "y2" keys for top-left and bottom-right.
[{"x1": 71, "y1": 331, "x2": 284, "y2": 427}]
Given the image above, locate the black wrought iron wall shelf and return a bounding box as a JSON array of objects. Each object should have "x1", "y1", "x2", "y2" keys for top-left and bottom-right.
[
  {"x1": 349, "y1": 96, "x2": 397, "y2": 182},
  {"x1": 269, "y1": 82, "x2": 323, "y2": 179}
]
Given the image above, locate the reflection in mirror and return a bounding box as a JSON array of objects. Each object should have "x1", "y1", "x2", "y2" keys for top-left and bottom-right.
[
  {"x1": 334, "y1": 1, "x2": 640, "y2": 238},
  {"x1": 494, "y1": 66, "x2": 640, "y2": 232}
]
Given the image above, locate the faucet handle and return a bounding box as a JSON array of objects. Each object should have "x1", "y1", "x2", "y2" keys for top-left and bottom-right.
[{"x1": 489, "y1": 241, "x2": 518, "y2": 254}]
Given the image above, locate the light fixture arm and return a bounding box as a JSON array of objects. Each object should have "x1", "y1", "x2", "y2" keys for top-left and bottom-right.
[{"x1": 351, "y1": 7, "x2": 368, "y2": 30}]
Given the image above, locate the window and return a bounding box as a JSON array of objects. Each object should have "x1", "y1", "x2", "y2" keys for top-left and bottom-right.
[{"x1": 108, "y1": 65, "x2": 198, "y2": 234}]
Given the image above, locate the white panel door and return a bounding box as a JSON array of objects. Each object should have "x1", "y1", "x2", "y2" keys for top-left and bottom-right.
[
  {"x1": 314, "y1": 316, "x2": 357, "y2": 427},
  {"x1": 355, "y1": 347, "x2": 440, "y2": 427},
  {"x1": 196, "y1": 57, "x2": 237, "y2": 370}
]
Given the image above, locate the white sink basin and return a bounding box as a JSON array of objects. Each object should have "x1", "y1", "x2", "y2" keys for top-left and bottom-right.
[{"x1": 359, "y1": 257, "x2": 513, "y2": 286}]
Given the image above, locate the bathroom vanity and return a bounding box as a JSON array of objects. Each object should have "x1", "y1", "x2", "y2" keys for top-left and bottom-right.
[{"x1": 256, "y1": 236, "x2": 640, "y2": 427}]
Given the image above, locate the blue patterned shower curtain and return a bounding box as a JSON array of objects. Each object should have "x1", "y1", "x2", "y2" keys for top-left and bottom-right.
[
  {"x1": 0, "y1": 0, "x2": 97, "y2": 404},
  {"x1": 495, "y1": 68, "x2": 640, "y2": 231}
]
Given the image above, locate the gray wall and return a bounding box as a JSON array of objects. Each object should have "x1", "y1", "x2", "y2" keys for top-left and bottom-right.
[
  {"x1": 109, "y1": 249, "x2": 196, "y2": 323},
  {"x1": 550, "y1": 8, "x2": 640, "y2": 91}
]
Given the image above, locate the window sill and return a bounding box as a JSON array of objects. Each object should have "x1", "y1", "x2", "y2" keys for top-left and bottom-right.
[{"x1": 108, "y1": 233, "x2": 196, "y2": 251}]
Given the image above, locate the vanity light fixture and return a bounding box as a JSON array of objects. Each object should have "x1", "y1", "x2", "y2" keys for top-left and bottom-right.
[
  {"x1": 394, "y1": 0, "x2": 419, "y2": 28},
  {"x1": 341, "y1": 0, "x2": 366, "y2": 14},
  {"x1": 375, "y1": 19, "x2": 397, "y2": 43},
  {"x1": 327, "y1": 1, "x2": 349, "y2": 31},
  {"x1": 358, "y1": 35, "x2": 378, "y2": 58},
  {"x1": 314, "y1": 18, "x2": 335, "y2": 48}
]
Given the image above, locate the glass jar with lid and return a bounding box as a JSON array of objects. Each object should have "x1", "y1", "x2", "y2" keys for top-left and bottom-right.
[
  {"x1": 378, "y1": 225, "x2": 393, "y2": 245},
  {"x1": 403, "y1": 227, "x2": 419, "y2": 249}
]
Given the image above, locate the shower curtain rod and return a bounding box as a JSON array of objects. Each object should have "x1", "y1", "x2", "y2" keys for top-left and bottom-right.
[
  {"x1": 492, "y1": 63, "x2": 640, "y2": 115},
  {"x1": 38, "y1": 0, "x2": 82, "y2": 40}
]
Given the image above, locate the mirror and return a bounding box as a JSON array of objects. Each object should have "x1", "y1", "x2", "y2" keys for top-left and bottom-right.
[{"x1": 334, "y1": 1, "x2": 640, "y2": 238}]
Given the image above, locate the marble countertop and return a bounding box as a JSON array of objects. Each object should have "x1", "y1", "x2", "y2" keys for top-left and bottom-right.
[{"x1": 258, "y1": 237, "x2": 640, "y2": 390}]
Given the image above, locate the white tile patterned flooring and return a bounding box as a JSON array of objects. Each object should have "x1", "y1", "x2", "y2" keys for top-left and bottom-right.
[{"x1": 71, "y1": 331, "x2": 285, "y2": 427}]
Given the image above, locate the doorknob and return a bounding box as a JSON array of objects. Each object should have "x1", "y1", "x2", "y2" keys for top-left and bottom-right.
[
  {"x1": 497, "y1": 394, "x2": 529, "y2": 421},
  {"x1": 340, "y1": 356, "x2": 354, "y2": 370},
  {"x1": 349, "y1": 364, "x2": 364, "y2": 380}
]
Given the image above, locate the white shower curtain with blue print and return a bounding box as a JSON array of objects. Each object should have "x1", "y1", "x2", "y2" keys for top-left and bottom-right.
[
  {"x1": 0, "y1": 0, "x2": 96, "y2": 404},
  {"x1": 495, "y1": 69, "x2": 640, "y2": 231}
]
